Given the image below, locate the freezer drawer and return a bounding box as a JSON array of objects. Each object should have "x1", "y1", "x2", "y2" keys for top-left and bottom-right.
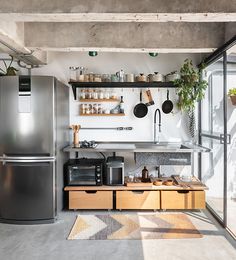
[{"x1": 0, "y1": 160, "x2": 55, "y2": 223}]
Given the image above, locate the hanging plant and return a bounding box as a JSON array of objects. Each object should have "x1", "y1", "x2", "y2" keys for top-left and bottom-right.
[
  {"x1": 228, "y1": 88, "x2": 236, "y2": 106},
  {"x1": 173, "y1": 59, "x2": 208, "y2": 112},
  {"x1": 0, "y1": 55, "x2": 18, "y2": 76}
]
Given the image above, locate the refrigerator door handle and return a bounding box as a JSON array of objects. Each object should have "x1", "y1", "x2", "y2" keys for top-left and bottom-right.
[
  {"x1": 2, "y1": 159, "x2": 56, "y2": 165},
  {"x1": 2, "y1": 154, "x2": 56, "y2": 161}
]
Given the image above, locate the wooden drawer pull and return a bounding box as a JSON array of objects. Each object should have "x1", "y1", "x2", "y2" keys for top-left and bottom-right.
[
  {"x1": 177, "y1": 190, "x2": 190, "y2": 194},
  {"x1": 131, "y1": 191, "x2": 144, "y2": 194},
  {"x1": 85, "y1": 191, "x2": 97, "y2": 194}
]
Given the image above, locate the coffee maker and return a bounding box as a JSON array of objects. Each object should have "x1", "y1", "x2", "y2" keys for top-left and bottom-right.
[{"x1": 105, "y1": 156, "x2": 124, "y2": 185}]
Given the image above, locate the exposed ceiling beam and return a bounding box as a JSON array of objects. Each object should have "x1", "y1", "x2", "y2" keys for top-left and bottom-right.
[
  {"x1": 31, "y1": 47, "x2": 215, "y2": 53},
  {"x1": 1, "y1": 0, "x2": 236, "y2": 13},
  {"x1": 0, "y1": 13, "x2": 236, "y2": 22},
  {"x1": 0, "y1": 22, "x2": 47, "y2": 65},
  {"x1": 24, "y1": 22, "x2": 225, "y2": 53}
]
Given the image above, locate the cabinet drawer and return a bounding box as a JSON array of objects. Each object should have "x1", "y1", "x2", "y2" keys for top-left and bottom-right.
[
  {"x1": 116, "y1": 191, "x2": 160, "y2": 210},
  {"x1": 161, "y1": 190, "x2": 205, "y2": 209},
  {"x1": 69, "y1": 191, "x2": 113, "y2": 209}
]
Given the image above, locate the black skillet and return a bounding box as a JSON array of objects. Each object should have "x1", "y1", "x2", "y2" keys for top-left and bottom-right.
[
  {"x1": 162, "y1": 90, "x2": 173, "y2": 114},
  {"x1": 133, "y1": 91, "x2": 148, "y2": 118}
]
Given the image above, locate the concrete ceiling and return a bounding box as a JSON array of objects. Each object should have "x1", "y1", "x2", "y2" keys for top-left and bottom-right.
[{"x1": 0, "y1": 0, "x2": 235, "y2": 65}]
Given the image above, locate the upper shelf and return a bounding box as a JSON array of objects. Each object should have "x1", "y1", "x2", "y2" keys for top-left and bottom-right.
[{"x1": 69, "y1": 81, "x2": 175, "y2": 100}]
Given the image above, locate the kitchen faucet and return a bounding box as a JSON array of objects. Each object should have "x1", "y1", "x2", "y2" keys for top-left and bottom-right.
[{"x1": 154, "y1": 108, "x2": 161, "y2": 144}]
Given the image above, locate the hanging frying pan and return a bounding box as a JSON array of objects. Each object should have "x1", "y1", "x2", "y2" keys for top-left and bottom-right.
[
  {"x1": 133, "y1": 90, "x2": 148, "y2": 118},
  {"x1": 162, "y1": 89, "x2": 173, "y2": 114}
]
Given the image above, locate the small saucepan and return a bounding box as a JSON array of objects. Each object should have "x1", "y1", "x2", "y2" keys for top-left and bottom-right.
[
  {"x1": 133, "y1": 90, "x2": 148, "y2": 118},
  {"x1": 162, "y1": 90, "x2": 173, "y2": 114}
]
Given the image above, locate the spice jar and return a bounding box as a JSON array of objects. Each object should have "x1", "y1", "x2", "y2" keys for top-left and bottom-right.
[
  {"x1": 93, "y1": 74, "x2": 102, "y2": 82},
  {"x1": 80, "y1": 89, "x2": 86, "y2": 100},
  {"x1": 98, "y1": 89, "x2": 104, "y2": 99},
  {"x1": 93, "y1": 89, "x2": 98, "y2": 99},
  {"x1": 97, "y1": 104, "x2": 102, "y2": 114},
  {"x1": 102, "y1": 74, "x2": 111, "y2": 82},
  {"x1": 105, "y1": 89, "x2": 110, "y2": 99}
]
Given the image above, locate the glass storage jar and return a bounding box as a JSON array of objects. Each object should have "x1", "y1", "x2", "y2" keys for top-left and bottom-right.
[
  {"x1": 93, "y1": 74, "x2": 102, "y2": 82},
  {"x1": 69, "y1": 66, "x2": 78, "y2": 82}
]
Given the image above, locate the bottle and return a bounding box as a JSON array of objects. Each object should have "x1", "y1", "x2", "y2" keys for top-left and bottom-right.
[
  {"x1": 119, "y1": 96, "x2": 124, "y2": 114},
  {"x1": 142, "y1": 166, "x2": 149, "y2": 182}
]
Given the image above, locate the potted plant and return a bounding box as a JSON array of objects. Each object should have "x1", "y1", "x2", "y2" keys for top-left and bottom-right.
[
  {"x1": 228, "y1": 88, "x2": 236, "y2": 106},
  {"x1": 0, "y1": 55, "x2": 18, "y2": 76},
  {"x1": 173, "y1": 59, "x2": 208, "y2": 138}
]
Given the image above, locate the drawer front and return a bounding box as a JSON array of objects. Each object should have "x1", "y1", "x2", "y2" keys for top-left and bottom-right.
[
  {"x1": 116, "y1": 191, "x2": 160, "y2": 210},
  {"x1": 69, "y1": 191, "x2": 113, "y2": 209},
  {"x1": 161, "y1": 190, "x2": 205, "y2": 209}
]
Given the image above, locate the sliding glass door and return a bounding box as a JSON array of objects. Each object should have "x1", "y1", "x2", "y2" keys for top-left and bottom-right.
[
  {"x1": 226, "y1": 51, "x2": 236, "y2": 236},
  {"x1": 200, "y1": 56, "x2": 226, "y2": 223},
  {"x1": 199, "y1": 38, "x2": 236, "y2": 238}
]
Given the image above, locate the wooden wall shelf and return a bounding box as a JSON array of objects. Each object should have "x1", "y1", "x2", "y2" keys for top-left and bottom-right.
[
  {"x1": 69, "y1": 81, "x2": 175, "y2": 100},
  {"x1": 79, "y1": 98, "x2": 119, "y2": 102},
  {"x1": 80, "y1": 113, "x2": 125, "y2": 116}
]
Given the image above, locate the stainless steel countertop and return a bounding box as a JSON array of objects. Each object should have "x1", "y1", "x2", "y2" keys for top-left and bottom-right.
[{"x1": 63, "y1": 141, "x2": 211, "y2": 153}]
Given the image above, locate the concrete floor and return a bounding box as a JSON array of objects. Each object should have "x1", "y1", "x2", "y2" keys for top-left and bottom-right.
[{"x1": 0, "y1": 210, "x2": 236, "y2": 260}]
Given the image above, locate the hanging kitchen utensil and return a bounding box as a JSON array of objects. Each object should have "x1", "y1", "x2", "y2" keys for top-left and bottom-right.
[
  {"x1": 162, "y1": 90, "x2": 173, "y2": 114},
  {"x1": 145, "y1": 89, "x2": 155, "y2": 106},
  {"x1": 133, "y1": 90, "x2": 148, "y2": 118}
]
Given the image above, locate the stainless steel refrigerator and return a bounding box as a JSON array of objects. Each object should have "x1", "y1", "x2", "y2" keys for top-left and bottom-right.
[{"x1": 0, "y1": 76, "x2": 69, "y2": 224}]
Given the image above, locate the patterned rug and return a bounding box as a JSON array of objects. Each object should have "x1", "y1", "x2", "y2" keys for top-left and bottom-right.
[{"x1": 68, "y1": 213, "x2": 202, "y2": 240}]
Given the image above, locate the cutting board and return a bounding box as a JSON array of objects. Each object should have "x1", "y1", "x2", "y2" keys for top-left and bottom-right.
[
  {"x1": 172, "y1": 175, "x2": 208, "y2": 189},
  {"x1": 125, "y1": 182, "x2": 153, "y2": 187}
]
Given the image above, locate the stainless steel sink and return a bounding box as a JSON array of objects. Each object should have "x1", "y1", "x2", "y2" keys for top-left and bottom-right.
[{"x1": 135, "y1": 142, "x2": 184, "y2": 149}]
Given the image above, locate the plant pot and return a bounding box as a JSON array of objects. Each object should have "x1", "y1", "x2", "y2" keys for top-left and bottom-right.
[{"x1": 230, "y1": 95, "x2": 236, "y2": 106}]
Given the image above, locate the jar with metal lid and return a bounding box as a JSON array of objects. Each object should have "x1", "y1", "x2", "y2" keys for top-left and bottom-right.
[
  {"x1": 93, "y1": 89, "x2": 98, "y2": 99},
  {"x1": 102, "y1": 74, "x2": 111, "y2": 82},
  {"x1": 105, "y1": 89, "x2": 110, "y2": 99},
  {"x1": 98, "y1": 89, "x2": 104, "y2": 99},
  {"x1": 93, "y1": 74, "x2": 102, "y2": 82},
  {"x1": 80, "y1": 89, "x2": 86, "y2": 100},
  {"x1": 88, "y1": 73, "x2": 94, "y2": 82},
  {"x1": 69, "y1": 66, "x2": 78, "y2": 82},
  {"x1": 97, "y1": 104, "x2": 102, "y2": 114}
]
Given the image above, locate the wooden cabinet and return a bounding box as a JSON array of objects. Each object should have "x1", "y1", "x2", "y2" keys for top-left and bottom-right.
[
  {"x1": 116, "y1": 191, "x2": 160, "y2": 210},
  {"x1": 69, "y1": 191, "x2": 113, "y2": 209},
  {"x1": 65, "y1": 186, "x2": 207, "y2": 210},
  {"x1": 161, "y1": 190, "x2": 205, "y2": 209}
]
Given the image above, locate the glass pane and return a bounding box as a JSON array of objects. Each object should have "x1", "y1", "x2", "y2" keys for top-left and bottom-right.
[
  {"x1": 202, "y1": 138, "x2": 224, "y2": 220},
  {"x1": 226, "y1": 51, "x2": 236, "y2": 235},
  {"x1": 202, "y1": 58, "x2": 224, "y2": 134}
]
